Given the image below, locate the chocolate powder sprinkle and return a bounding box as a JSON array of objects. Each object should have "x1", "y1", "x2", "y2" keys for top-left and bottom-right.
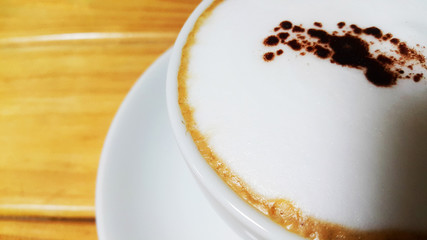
[
  {"x1": 314, "y1": 45, "x2": 331, "y2": 58},
  {"x1": 363, "y1": 27, "x2": 383, "y2": 38},
  {"x1": 288, "y1": 40, "x2": 302, "y2": 50},
  {"x1": 264, "y1": 36, "x2": 280, "y2": 46},
  {"x1": 414, "y1": 73, "x2": 423, "y2": 82},
  {"x1": 278, "y1": 32, "x2": 290, "y2": 40},
  {"x1": 262, "y1": 21, "x2": 427, "y2": 87},
  {"x1": 292, "y1": 26, "x2": 305, "y2": 33},
  {"x1": 382, "y1": 33, "x2": 393, "y2": 41},
  {"x1": 314, "y1": 22, "x2": 322, "y2": 27},
  {"x1": 280, "y1": 21, "x2": 293, "y2": 30},
  {"x1": 337, "y1": 22, "x2": 345, "y2": 28},
  {"x1": 398, "y1": 43, "x2": 409, "y2": 55},
  {"x1": 263, "y1": 52, "x2": 275, "y2": 61},
  {"x1": 377, "y1": 55, "x2": 393, "y2": 64},
  {"x1": 350, "y1": 24, "x2": 362, "y2": 34},
  {"x1": 307, "y1": 29, "x2": 330, "y2": 43},
  {"x1": 390, "y1": 38, "x2": 400, "y2": 45}
]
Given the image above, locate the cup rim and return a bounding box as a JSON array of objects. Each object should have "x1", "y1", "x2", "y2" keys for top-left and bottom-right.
[{"x1": 165, "y1": 1, "x2": 303, "y2": 239}]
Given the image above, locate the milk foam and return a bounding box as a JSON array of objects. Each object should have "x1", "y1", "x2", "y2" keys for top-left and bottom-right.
[{"x1": 185, "y1": 0, "x2": 427, "y2": 231}]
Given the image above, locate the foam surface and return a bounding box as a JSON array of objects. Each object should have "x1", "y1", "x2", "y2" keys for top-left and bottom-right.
[{"x1": 185, "y1": 0, "x2": 427, "y2": 231}]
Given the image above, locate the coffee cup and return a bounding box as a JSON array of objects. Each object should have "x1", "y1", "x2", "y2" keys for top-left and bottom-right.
[
  {"x1": 166, "y1": 0, "x2": 427, "y2": 239},
  {"x1": 166, "y1": 2, "x2": 302, "y2": 238}
]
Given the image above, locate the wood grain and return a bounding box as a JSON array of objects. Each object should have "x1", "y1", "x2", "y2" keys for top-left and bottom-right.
[
  {"x1": 0, "y1": 219, "x2": 96, "y2": 240},
  {"x1": 0, "y1": 0, "x2": 200, "y2": 238},
  {"x1": 0, "y1": 0, "x2": 199, "y2": 38}
]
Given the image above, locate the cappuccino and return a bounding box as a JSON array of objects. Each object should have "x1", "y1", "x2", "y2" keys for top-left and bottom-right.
[{"x1": 177, "y1": 0, "x2": 427, "y2": 239}]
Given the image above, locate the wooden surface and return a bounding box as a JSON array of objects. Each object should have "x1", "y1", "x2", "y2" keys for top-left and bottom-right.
[{"x1": 0, "y1": 0, "x2": 200, "y2": 238}]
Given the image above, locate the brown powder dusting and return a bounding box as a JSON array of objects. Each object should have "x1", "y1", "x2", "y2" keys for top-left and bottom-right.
[
  {"x1": 277, "y1": 49, "x2": 284, "y2": 55},
  {"x1": 278, "y1": 32, "x2": 290, "y2": 40},
  {"x1": 280, "y1": 20, "x2": 292, "y2": 30},
  {"x1": 399, "y1": 43, "x2": 409, "y2": 55},
  {"x1": 288, "y1": 39, "x2": 302, "y2": 50},
  {"x1": 314, "y1": 45, "x2": 331, "y2": 58},
  {"x1": 382, "y1": 33, "x2": 393, "y2": 41},
  {"x1": 307, "y1": 29, "x2": 330, "y2": 43},
  {"x1": 377, "y1": 55, "x2": 393, "y2": 64},
  {"x1": 350, "y1": 24, "x2": 362, "y2": 34},
  {"x1": 292, "y1": 25, "x2": 305, "y2": 33},
  {"x1": 414, "y1": 73, "x2": 423, "y2": 82},
  {"x1": 363, "y1": 27, "x2": 383, "y2": 38},
  {"x1": 328, "y1": 34, "x2": 370, "y2": 64},
  {"x1": 364, "y1": 59, "x2": 397, "y2": 86},
  {"x1": 263, "y1": 52, "x2": 275, "y2": 61},
  {"x1": 416, "y1": 52, "x2": 426, "y2": 64},
  {"x1": 263, "y1": 20, "x2": 427, "y2": 87},
  {"x1": 264, "y1": 35, "x2": 280, "y2": 46},
  {"x1": 314, "y1": 22, "x2": 322, "y2": 27},
  {"x1": 390, "y1": 38, "x2": 400, "y2": 45}
]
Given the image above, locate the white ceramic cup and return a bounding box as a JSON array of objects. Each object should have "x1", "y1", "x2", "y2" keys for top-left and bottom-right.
[{"x1": 166, "y1": 1, "x2": 303, "y2": 239}]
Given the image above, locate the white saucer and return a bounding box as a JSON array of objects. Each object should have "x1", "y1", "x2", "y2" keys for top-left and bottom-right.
[{"x1": 95, "y1": 50, "x2": 241, "y2": 240}]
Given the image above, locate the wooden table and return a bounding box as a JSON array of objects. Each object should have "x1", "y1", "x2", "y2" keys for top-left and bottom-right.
[{"x1": 0, "y1": 1, "x2": 199, "y2": 239}]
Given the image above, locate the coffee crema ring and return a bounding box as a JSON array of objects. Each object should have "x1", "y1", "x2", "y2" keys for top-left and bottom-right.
[{"x1": 177, "y1": 1, "x2": 427, "y2": 239}]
